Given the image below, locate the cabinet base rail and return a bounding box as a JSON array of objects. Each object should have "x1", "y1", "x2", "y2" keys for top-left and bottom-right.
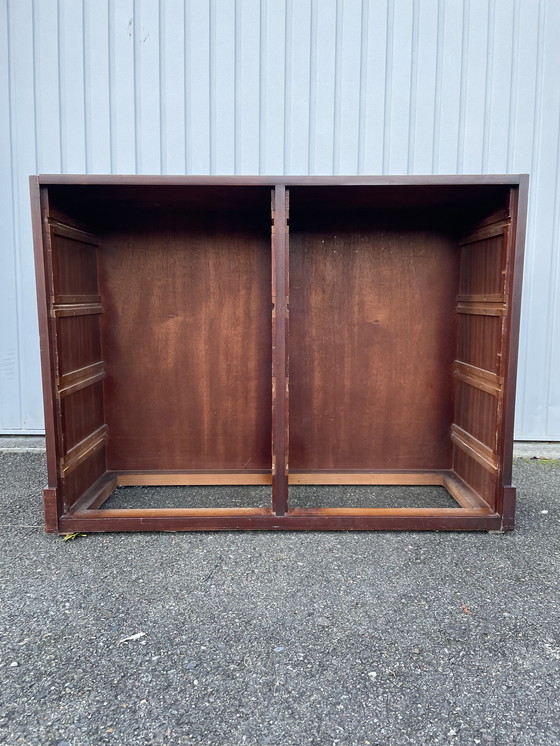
[{"x1": 45, "y1": 468, "x2": 508, "y2": 533}]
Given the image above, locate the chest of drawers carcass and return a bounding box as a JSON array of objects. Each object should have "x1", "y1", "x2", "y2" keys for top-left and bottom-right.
[{"x1": 31, "y1": 175, "x2": 528, "y2": 532}]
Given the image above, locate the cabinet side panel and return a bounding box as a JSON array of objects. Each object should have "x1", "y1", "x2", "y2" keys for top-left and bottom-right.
[
  {"x1": 56, "y1": 316, "x2": 102, "y2": 374},
  {"x1": 457, "y1": 315, "x2": 501, "y2": 371},
  {"x1": 31, "y1": 179, "x2": 60, "y2": 531},
  {"x1": 48, "y1": 224, "x2": 107, "y2": 512},
  {"x1": 63, "y1": 448, "x2": 107, "y2": 508},
  {"x1": 52, "y1": 236, "x2": 99, "y2": 297},
  {"x1": 453, "y1": 212, "x2": 513, "y2": 512},
  {"x1": 60, "y1": 382, "x2": 105, "y2": 452},
  {"x1": 498, "y1": 182, "x2": 527, "y2": 528},
  {"x1": 453, "y1": 447, "x2": 497, "y2": 502},
  {"x1": 454, "y1": 381, "x2": 497, "y2": 449}
]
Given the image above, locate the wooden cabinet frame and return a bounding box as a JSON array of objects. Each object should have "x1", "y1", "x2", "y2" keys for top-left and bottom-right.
[{"x1": 31, "y1": 175, "x2": 528, "y2": 532}]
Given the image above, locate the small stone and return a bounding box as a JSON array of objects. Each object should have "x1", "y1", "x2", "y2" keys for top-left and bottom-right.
[
  {"x1": 367, "y1": 672, "x2": 377, "y2": 679},
  {"x1": 9, "y1": 662, "x2": 19, "y2": 667}
]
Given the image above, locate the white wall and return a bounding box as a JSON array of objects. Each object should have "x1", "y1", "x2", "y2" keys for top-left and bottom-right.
[{"x1": 1, "y1": 0, "x2": 559, "y2": 438}]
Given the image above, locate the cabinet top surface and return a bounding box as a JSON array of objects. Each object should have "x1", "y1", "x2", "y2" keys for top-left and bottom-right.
[{"x1": 33, "y1": 174, "x2": 528, "y2": 187}]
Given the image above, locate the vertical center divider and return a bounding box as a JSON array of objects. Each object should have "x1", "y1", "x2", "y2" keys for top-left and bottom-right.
[{"x1": 271, "y1": 186, "x2": 289, "y2": 515}]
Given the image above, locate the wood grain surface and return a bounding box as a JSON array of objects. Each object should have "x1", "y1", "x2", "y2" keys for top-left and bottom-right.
[
  {"x1": 289, "y1": 209, "x2": 458, "y2": 471},
  {"x1": 99, "y1": 200, "x2": 272, "y2": 472}
]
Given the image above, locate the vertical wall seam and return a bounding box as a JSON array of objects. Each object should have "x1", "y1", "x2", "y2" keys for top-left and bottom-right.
[
  {"x1": 456, "y1": 0, "x2": 469, "y2": 173},
  {"x1": 57, "y1": 0, "x2": 68, "y2": 174},
  {"x1": 307, "y1": 0, "x2": 317, "y2": 174},
  {"x1": 57, "y1": 0, "x2": 65, "y2": 172},
  {"x1": 159, "y1": 0, "x2": 165, "y2": 174},
  {"x1": 209, "y1": 0, "x2": 215, "y2": 174},
  {"x1": 529, "y1": 0, "x2": 545, "y2": 179},
  {"x1": 31, "y1": 0, "x2": 39, "y2": 171},
  {"x1": 54, "y1": 1, "x2": 63, "y2": 172},
  {"x1": 28, "y1": 1, "x2": 40, "y2": 428},
  {"x1": 56, "y1": 1, "x2": 62, "y2": 171},
  {"x1": 332, "y1": 0, "x2": 342, "y2": 174},
  {"x1": 481, "y1": 0, "x2": 495, "y2": 173},
  {"x1": 382, "y1": 0, "x2": 394, "y2": 174},
  {"x1": 283, "y1": 0, "x2": 291, "y2": 175},
  {"x1": 357, "y1": 0, "x2": 369, "y2": 174},
  {"x1": 234, "y1": 0, "x2": 240, "y2": 174},
  {"x1": 518, "y1": 0, "x2": 545, "y2": 437},
  {"x1": 506, "y1": 0, "x2": 519, "y2": 171},
  {"x1": 528, "y1": 0, "x2": 550, "y2": 434},
  {"x1": 543, "y1": 99, "x2": 560, "y2": 434},
  {"x1": 6, "y1": 0, "x2": 22, "y2": 427},
  {"x1": 132, "y1": 0, "x2": 140, "y2": 172},
  {"x1": 407, "y1": 0, "x2": 419, "y2": 174},
  {"x1": 431, "y1": 0, "x2": 444, "y2": 173},
  {"x1": 18, "y1": 1, "x2": 32, "y2": 422},
  {"x1": 258, "y1": 0, "x2": 266, "y2": 174},
  {"x1": 82, "y1": 0, "x2": 89, "y2": 173},
  {"x1": 506, "y1": 0, "x2": 522, "y2": 427},
  {"x1": 108, "y1": 0, "x2": 114, "y2": 173},
  {"x1": 184, "y1": 1, "x2": 190, "y2": 174}
]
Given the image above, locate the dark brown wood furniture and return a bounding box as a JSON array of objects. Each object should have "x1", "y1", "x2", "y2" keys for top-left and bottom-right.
[{"x1": 31, "y1": 175, "x2": 528, "y2": 532}]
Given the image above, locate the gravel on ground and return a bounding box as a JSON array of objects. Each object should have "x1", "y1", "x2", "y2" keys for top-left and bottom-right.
[{"x1": 0, "y1": 452, "x2": 558, "y2": 746}]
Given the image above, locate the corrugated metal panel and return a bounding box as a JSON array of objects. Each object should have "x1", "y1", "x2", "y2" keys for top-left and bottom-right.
[{"x1": 1, "y1": 0, "x2": 559, "y2": 438}]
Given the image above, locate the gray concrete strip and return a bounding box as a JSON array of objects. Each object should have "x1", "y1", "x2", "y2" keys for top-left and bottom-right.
[
  {"x1": 0, "y1": 436, "x2": 46, "y2": 452},
  {"x1": 2, "y1": 435, "x2": 560, "y2": 458},
  {"x1": 0, "y1": 451, "x2": 559, "y2": 745},
  {"x1": 513, "y1": 441, "x2": 560, "y2": 458}
]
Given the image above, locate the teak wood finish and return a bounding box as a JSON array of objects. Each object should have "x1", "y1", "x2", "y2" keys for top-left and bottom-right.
[{"x1": 31, "y1": 175, "x2": 528, "y2": 533}]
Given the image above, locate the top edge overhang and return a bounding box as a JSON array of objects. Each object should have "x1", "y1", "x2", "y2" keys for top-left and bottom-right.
[{"x1": 34, "y1": 174, "x2": 528, "y2": 187}]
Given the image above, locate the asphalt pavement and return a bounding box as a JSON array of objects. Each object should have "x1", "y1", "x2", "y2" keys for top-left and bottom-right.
[{"x1": 0, "y1": 450, "x2": 558, "y2": 746}]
